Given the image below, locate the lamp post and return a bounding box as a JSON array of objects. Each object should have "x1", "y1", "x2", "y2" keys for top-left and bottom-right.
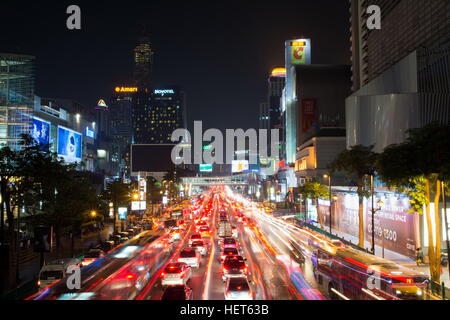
[{"x1": 324, "y1": 174, "x2": 332, "y2": 234}]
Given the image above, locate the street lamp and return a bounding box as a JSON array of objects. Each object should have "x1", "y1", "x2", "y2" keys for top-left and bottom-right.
[
  {"x1": 90, "y1": 210, "x2": 97, "y2": 218},
  {"x1": 324, "y1": 174, "x2": 332, "y2": 234},
  {"x1": 132, "y1": 192, "x2": 140, "y2": 201}
]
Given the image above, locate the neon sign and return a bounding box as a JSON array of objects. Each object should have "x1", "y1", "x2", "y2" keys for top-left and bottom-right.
[
  {"x1": 115, "y1": 87, "x2": 138, "y2": 93},
  {"x1": 154, "y1": 89, "x2": 175, "y2": 96}
]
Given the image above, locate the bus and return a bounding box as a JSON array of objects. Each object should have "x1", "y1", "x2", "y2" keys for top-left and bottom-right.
[{"x1": 311, "y1": 242, "x2": 428, "y2": 300}]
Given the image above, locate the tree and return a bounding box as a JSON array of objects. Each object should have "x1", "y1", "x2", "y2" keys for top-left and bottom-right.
[
  {"x1": 378, "y1": 123, "x2": 450, "y2": 284},
  {"x1": 329, "y1": 145, "x2": 378, "y2": 247},
  {"x1": 298, "y1": 180, "x2": 330, "y2": 226}
]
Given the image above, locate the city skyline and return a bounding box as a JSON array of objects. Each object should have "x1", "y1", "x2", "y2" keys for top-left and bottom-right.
[{"x1": 0, "y1": 0, "x2": 350, "y2": 132}]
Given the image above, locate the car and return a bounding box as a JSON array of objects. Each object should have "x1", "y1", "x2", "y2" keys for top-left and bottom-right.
[
  {"x1": 189, "y1": 234, "x2": 202, "y2": 246},
  {"x1": 198, "y1": 225, "x2": 210, "y2": 237},
  {"x1": 231, "y1": 226, "x2": 238, "y2": 238},
  {"x1": 81, "y1": 249, "x2": 105, "y2": 267},
  {"x1": 224, "y1": 277, "x2": 253, "y2": 300},
  {"x1": 222, "y1": 255, "x2": 248, "y2": 281},
  {"x1": 38, "y1": 258, "x2": 82, "y2": 289},
  {"x1": 222, "y1": 237, "x2": 238, "y2": 249},
  {"x1": 100, "y1": 240, "x2": 115, "y2": 253},
  {"x1": 220, "y1": 247, "x2": 239, "y2": 262},
  {"x1": 161, "y1": 285, "x2": 193, "y2": 300},
  {"x1": 195, "y1": 220, "x2": 207, "y2": 232},
  {"x1": 191, "y1": 240, "x2": 207, "y2": 256},
  {"x1": 169, "y1": 228, "x2": 181, "y2": 242},
  {"x1": 178, "y1": 248, "x2": 201, "y2": 268},
  {"x1": 161, "y1": 262, "x2": 192, "y2": 287},
  {"x1": 118, "y1": 232, "x2": 130, "y2": 238}
]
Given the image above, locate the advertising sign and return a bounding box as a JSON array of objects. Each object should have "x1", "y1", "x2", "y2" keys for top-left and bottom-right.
[
  {"x1": 365, "y1": 195, "x2": 419, "y2": 259},
  {"x1": 317, "y1": 189, "x2": 419, "y2": 259},
  {"x1": 32, "y1": 117, "x2": 51, "y2": 151},
  {"x1": 232, "y1": 160, "x2": 249, "y2": 173},
  {"x1": 301, "y1": 99, "x2": 317, "y2": 133},
  {"x1": 131, "y1": 201, "x2": 146, "y2": 211},
  {"x1": 118, "y1": 207, "x2": 127, "y2": 220},
  {"x1": 57, "y1": 126, "x2": 82, "y2": 163},
  {"x1": 85, "y1": 127, "x2": 95, "y2": 139},
  {"x1": 289, "y1": 39, "x2": 311, "y2": 65},
  {"x1": 199, "y1": 164, "x2": 213, "y2": 172}
]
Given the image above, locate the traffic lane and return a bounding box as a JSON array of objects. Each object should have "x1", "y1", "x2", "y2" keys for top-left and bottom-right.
[
  {"x1": 239, "y1": 224, "x2": 301, "y2": 300},
  {"x1": 232, "y1": 210, "x2": 302, "y2": 300},
  {"x1": 204, "y1": 206, "x2": 267, "y2": 300},
  {"x1": 253, "y1": 213, "x2": 327, "y2": 299},
  {"x1": 139, "y1": 226, "x2": 194, "y2": 300},
  {"x1": 142, "y1": 208, "x2": 215, "y2": 300}
]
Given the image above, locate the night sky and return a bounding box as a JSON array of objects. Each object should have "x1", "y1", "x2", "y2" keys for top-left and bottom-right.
[{"x1": 1, "y1": 0, "x2": 350, "y2": 132}]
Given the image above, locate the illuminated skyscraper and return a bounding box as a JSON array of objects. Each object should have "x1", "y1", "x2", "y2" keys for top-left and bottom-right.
[
  {"x1": 133, "y1": 88, "x2": 186, "y2": 144},
  {"x1": 0, "y1": 53, "x2": 34, "y2": 150},
  {"x1": 133, "y1": 36, "x2": 154, "y2": 90}
]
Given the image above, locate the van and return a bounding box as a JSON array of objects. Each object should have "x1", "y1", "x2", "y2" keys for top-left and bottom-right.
[{"x1": 38, "y1": 258, "x2": 81, "y2": 289}]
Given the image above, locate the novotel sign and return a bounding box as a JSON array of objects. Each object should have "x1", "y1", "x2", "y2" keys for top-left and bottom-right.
[
  {"x1": 154, "y1": 89, "x2": 175, "y2": 96},
  {"x1": 115, "y1": 87, "x2": 138, "y2": 93}
]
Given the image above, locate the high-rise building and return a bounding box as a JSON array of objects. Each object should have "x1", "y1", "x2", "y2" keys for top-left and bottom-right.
[
  {"x1": 110, "y1": 86, "x2": 136, "y2": 177},
  {"x1": 0, "y1": 53, "x2": 35, "y2": 150},
  {"x1": 268, "y1": 68, "x2": 286, "y2": 131},
  {"x1": 132, "y1": 88, "x2": 186, "y2": 145},
  {"x1": 258, "y1": 102, "x2": 269, "y2": 130},
  {"x1": 133, "y1": 36, "x2": 154, "y2": 90},
  {"x1": 283, "y1": 39, "x2": 312, "y2": 165},
  {"x1": 347, "y1": 0, "x2": 450, "y2": 152}
]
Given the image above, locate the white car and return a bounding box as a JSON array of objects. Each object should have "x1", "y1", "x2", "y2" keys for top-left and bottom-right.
[
  {"x1": 224, "y1": 277, "x2": 253, "y2": 300},
  {"x1": 178, "y1": 248, "x2": 201, "y2": 268},
  {"x1": 191, "y1": 240, "x2": 207, "y2": 256},
  {"x1": 161, "y1": 262, "x2": 192, "y2": 287},
  {"x1": 189, "y1": 234, "x2": 202, "y2": 246}
]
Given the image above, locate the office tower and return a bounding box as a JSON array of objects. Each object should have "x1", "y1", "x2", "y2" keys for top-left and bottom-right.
[
  {"x1": 347, "y1": 0, "x2": 450, "y2": 152},
  {"x1": 110, "y1": 86, "x2": 136, "y2": 177},
  {"x1": 0, "y1": 53, "x2": 34, "y2": 150},
  {"x1": 133, "y1": 36, "x2": 154, "y2": 90},
  {"x1": 283, "y1": 39, "x2": 312, "y2": 165}
]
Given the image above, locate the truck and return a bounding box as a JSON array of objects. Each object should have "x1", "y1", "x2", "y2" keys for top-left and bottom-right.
[{"x1": 218, "y1": 221, "x2": 232, "y2": 244}]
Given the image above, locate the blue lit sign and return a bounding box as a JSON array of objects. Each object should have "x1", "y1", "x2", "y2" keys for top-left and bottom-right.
[
  {"x1": 154, "y1": 89, "x2": 175, "y2": 96},
  {"x1": 57, "y1": 126, "x2": 82, "y2": 163},
  {"x1": 85, "y1": 127, "x2": 95, "y2": 139},
  {"x1": 32, "y1": 117, "x2": 50, "y2": 152}
]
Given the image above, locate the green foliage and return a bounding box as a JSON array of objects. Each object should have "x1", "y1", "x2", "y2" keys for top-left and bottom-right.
[
  {"x1": 378, "y1": 122, "x2": 450, "y2": 213},
  {"x1": 329, "y1": 145, "x2": 378, "y2": 198},
  {"x1": 298, "y1": 180, "x2": 330, "y2": 200}
]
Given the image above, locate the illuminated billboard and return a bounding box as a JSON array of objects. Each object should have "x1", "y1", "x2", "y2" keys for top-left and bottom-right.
[
  {"x1": 232, "y1": 160, "x2": 249, "y2": 173},
  {"x1": 131, "y1": 201, "x2": 146, "y2": 211},
  {"x1": 287, "y1": 39, "x2": 311, "y2": 65},
  {"x1": 154, "y1": 89, "x2": 175, "y2": 96},
  {"x1": 31, "y1": 117, "x2": 50, "y2": 151},
  {"x1": 57, "y1": 126, "x2": 82, "y2": 163},
  {"x1": 199, "y1": 164, "x2": 213, "y2": 172},
  {"x1": 118, "y1": 207, "x2": 127, "y2": 220},
  {"x1": 115, "y1": 87, "x2": 138, "y2": 93}
]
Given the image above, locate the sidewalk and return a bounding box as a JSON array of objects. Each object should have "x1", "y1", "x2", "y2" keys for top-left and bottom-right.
[
  {"x1": 1, "y1": 223, "x2": 114, "y2": 299},
  {"x1": 310, "y1": 221, "x2": 450, "y2": 289}
]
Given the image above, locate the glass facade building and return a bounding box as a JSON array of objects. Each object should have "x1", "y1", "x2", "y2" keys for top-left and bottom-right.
[{"x1": 0, "y1": 53, "x2": 35, "y2": 150}]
